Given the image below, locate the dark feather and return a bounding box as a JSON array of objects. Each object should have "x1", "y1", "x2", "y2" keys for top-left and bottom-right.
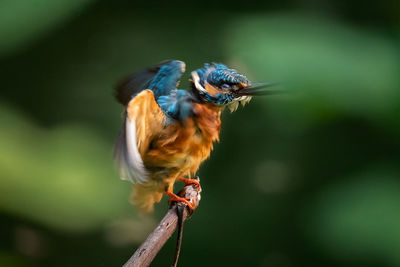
[{"x1": 114, "y1": 60, "x2": 173, "y2": 106}]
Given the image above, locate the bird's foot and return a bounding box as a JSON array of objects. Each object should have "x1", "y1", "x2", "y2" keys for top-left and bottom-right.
[
  {"x1": 166, "y1": 191, "x2": 194, "y2": 210},
  {"x1": 177, "y1": 178, "x2": 201, "y2": 191}
]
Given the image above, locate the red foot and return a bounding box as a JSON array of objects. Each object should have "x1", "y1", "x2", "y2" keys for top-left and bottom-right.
[
  {"x1": 177, "y1": 178, "x2": 201, "y2": 190},
  {"x1": 166, "y1": 191, "x2": 194, "y2": 210}
]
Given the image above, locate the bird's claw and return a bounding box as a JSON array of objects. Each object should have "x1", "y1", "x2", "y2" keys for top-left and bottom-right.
[
  {"x1": 166, "y1": 191, "x2": 194, "y2": 210},
  {"x1": 177, "y1": 178, "x2": 201, "y2": 191}
]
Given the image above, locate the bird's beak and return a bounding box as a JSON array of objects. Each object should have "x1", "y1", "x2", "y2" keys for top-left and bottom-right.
[{"x1": 238, "y1": 82, "x2": 282, "y2": 96}]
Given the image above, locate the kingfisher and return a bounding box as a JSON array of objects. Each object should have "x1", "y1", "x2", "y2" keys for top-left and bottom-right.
[{"x1": 114, "y1": 60, "x2": 275, "y2": 213}]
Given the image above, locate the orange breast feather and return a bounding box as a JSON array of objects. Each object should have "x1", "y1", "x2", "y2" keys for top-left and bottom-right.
[{"x1": 145, "y1": 102, "x2": 221, "y2": 178}]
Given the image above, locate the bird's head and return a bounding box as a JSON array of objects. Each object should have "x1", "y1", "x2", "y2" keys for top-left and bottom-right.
[{"x1": 191, "y1": 63, "x2": 276, "y2": 112}]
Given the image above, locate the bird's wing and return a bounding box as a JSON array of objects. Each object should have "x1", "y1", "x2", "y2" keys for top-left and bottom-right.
[
  {"x1": 114, "y1": 89, "x2": 165, "y2": 183},
  {"x1": 114, "y1": 60, "x2": 187, "y2": 183},
  {"x1": 147, "y1": 60, "x2": 185, "y2": 99},
  {"x1": 114, "y1": 60, "x2": 174, "y2": 106}
]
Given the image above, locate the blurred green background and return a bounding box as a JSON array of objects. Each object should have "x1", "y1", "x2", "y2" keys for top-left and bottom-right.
[{"x1": 1, "y1": 0, "x2": 400, "y2": 266}]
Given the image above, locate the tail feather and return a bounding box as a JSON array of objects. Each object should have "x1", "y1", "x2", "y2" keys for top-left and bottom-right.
[{"x1": 131, "y1": 182, "x2": 164, "y2": 214}]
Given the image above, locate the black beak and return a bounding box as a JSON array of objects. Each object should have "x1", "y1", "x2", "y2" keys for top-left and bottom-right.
[{"x1": 237, "y1": 82, "x2": 282, "y2": 96}]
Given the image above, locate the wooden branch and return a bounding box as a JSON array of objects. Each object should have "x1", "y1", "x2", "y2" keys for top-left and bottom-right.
[{"x1": 123, "y1": 178, "x2": 201, "y2": 267}]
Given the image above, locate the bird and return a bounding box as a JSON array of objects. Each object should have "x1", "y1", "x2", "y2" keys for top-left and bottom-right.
[{"x1": 114, "y1": 60, "x2": 276, "y2": 213}]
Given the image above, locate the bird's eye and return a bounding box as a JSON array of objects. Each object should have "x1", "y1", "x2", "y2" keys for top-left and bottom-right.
[{"x1": 220, "y1": 83, "x2": 230, "y2": 89}]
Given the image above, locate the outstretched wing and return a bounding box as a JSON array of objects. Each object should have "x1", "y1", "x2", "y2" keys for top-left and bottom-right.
[
  {"x1": 114, "y1": 60, "x2": 174, "y2": 106},
  {"x1": 114, "y1": 90, "x2": 165, "y2": 183},
  {"x1": 114, "y1": 60, "x2": 188, "y2": 183}
]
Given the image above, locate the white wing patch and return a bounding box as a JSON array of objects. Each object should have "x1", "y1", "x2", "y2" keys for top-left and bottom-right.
[{"x1": 114, "y1": 117, "x2": 148, "y2": 184}]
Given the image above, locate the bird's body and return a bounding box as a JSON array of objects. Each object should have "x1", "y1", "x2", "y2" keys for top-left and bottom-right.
[
  {"x1": 125, "y1": 89, "x2": 221, "y2": 212},
  {"x1": 114, "y1": 60, "x2": 272, "y2": 213}
]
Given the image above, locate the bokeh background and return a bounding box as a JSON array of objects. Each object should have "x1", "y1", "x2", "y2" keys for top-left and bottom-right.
[{"x1": 1, "y1": 0, "x2": 400, "y2": 266}]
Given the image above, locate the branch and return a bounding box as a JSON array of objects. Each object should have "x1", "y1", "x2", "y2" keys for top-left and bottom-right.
[{"x1": 123, "y1": 178, "x2": 201, "y2": 267}]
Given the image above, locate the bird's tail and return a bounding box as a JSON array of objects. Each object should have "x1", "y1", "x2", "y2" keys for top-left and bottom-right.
[{"x1": 131, "y1": 182, "x2": 164, "y2": 214}]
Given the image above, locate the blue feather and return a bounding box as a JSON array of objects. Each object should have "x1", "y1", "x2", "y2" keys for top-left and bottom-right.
[
  {"x1": 194, "y1": 63, "x2": 248, "y2": 88},
  {"x1": 149, "y1": 61, "x2": 185, "y2": 99},
  {"x1": 192, "y1": 63, "x2": 249, "y2": 105},
  {"x1": 158, "y1": 90, "x2": 194, "y2": 122}
]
